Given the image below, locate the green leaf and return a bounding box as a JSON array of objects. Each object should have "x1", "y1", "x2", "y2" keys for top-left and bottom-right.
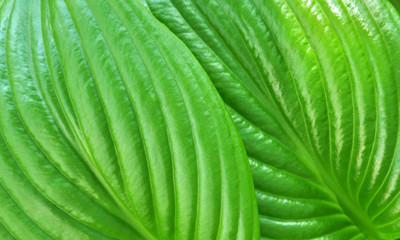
[
  {"x1": 144, "y1": 0, "x2": 400, "y2": 239},
  {"x1": 0, "y1": 0, "x2": 258, "y2": 239},
  {"x1": 390, "y1": 0, "x2": 400, "y2": 13}
]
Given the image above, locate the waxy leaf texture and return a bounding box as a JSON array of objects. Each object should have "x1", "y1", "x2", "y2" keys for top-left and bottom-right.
[
  {"x1": 1, "y1": 0, "x2": 400, "y2": 239},
  {"x1": 144, "y1": 0, "x2": 400, "y2": 238}
]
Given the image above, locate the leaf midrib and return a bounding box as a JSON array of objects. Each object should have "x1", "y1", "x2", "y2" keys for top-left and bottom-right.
[
  {"x1": 292, "y1": 137, "x2": 379, "y2": 239},
  {"x1": 215, "y1": 1, "x2": 378, "y2": 235},
  {"x1": 249, "y1": 0, "x2": 381, "y2": 237},
  {"x1": 263, "y1": 77, "x2": 378, "y2": 236}
]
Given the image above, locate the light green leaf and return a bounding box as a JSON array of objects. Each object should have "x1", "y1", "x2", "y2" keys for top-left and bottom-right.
[
  {"x1": 0, "y1": 0, "x2": 258, "y2": 239},
  {"x1": 144, "y1": 0, "x2": 400, "y2": 239}
]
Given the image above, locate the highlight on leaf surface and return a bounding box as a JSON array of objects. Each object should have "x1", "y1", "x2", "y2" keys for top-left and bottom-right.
[
  {"x1": 0, "y1": 0, "x2": 258, "y2": 239},
  {"x1": 1, "y1": 0, "x2": 400, "y2": 239},
  {"x1": 145, "y1": 0, "x2": 400, "y2": 239}
]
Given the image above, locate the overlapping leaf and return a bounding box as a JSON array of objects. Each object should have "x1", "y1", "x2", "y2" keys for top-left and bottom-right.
[
  {"x1": 2, "y1": 0, "x2": 400, "y2": 239},
  {"x1": 144, "y1": 0, "x2": 400, "y2": 239},
  {"x1": 0, "y1": 0, "x2": 258, "y2": 239}
]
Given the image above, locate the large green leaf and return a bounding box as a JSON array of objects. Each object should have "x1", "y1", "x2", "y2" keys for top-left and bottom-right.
[
  {"x1": 0, "y1": 0, "x2": 258, "y2": 239},
  {"x1": 3, "y1": 0, "x2": 400, "y2": 239},
  {"x1": 144, "y1": 0, "x2": 400, "y2": 239}
]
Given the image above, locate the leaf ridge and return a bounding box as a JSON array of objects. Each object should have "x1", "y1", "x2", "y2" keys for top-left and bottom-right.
[
  {"x1": 0, "y1": 175, "x2": 54, "y2": 240},
  {"x1": 360, "y1": 0, "x2": 400, "y2": 214},
  {"x1": 3, "y1": 1, "x2": 133, "y2": 237},
  {"x1": 46, "y1": 1, "x2": 140, "y2": 226}
]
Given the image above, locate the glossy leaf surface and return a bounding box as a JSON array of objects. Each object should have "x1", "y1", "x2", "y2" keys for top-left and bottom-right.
[
  {"x1": 0, "y1": 0, "x2": 258, "y2": 239},
  {"x1": 144, "y1": 0, "x2": 400, "y2": 239},
  {"x1": 2, "y1": 0, "x2": 400, "y2": 239}
]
